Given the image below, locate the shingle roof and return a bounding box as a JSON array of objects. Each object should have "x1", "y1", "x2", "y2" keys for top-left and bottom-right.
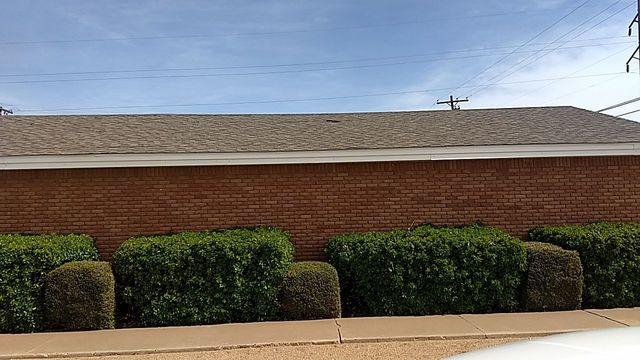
[{"x1": 1, "y1": 106, "x2": 639, "y2": 156}]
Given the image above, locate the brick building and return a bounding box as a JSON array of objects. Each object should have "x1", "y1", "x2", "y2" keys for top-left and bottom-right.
[{"x1": 1, "y1": 106, "x2": 640, "y2": 260}]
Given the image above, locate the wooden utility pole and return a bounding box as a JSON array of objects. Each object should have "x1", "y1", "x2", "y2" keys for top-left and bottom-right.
[
  {"x1": 626, "y1": 0, "x2": 640, "y2": 72},
  {"x1": 436, "y1": 95, "x2": 469, "y2": 110}
]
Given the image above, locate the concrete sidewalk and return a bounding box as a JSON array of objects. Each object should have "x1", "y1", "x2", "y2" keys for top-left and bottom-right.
[{"x1": 1, "y1": 308, "x2": 638, "y2": 359}]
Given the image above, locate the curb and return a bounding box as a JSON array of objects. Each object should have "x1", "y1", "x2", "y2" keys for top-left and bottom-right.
[
  {"x1": 0, "y1": 331, "x2": 589, "y2": 359},
  {"x1": 2, "y1": 340, "x2": 339, "y2": 360},
  {"x1": 1, "y1": 308, "x2": 637, "y2": 359}
]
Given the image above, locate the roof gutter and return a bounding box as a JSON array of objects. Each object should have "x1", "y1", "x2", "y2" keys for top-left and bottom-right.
[{"x1": 1, "y1": 143, "x2": 639, "y2": 170}]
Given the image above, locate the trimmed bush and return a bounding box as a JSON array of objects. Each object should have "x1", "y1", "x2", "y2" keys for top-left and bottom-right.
[
  {"x1": 326, "y1": 224, "x2": 526, "y2": 316},
  {"x1": 279, "y1": 262, "x2": 341, "y2": 320},
  {"x1": 45, "y1": 261, "x2": 115, "y2": 331},
  {"x1": 529, "y1": 222, "x2": 640, "y2": 308},
  {"x1": 0, "y1": 234, "x2": 98, "y2": 333},
  {"x1": 113, "y1": 227, "x2": 294, "y2": 327},
  {"x1": 522, "y1": 242, "x2": 583, "y2": 311}
]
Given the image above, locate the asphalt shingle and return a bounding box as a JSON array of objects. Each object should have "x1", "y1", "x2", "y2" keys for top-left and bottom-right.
[{"x1": 1, "y1": 106, "x2": 639, "y2": 156}]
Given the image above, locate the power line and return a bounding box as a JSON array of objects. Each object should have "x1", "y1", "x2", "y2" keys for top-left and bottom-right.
[
  {"x1": 0, "y1": 5, "x2": 611, "y2": 46},
  {"x1": 617, "y1": 107, "x2": 640, "y2": 116},
  {"x1": 540, "y1": 72, "x2": 626, "y2": 105},
  {"x1": 466, "y1": 0, "x2": 632, "y2": 98},
  {"x1": 507, "y1": 44, "x2": 633, "y2": 106},
  {"x1": 471, "y1": 1, "x2": 635, "y2": 96},
  {"x1": 468, "y1": 1, "x2": 629, "y2": 95},
  {"x1": 0, "y1": 42, "x2": 630, "y2": 86},
  {"x1": 1, "y1": 37, "x2": 630, "y2": 78},
  {"x1": 15, "y1": 71, "x2": 626, "y2": 113},
  {"x1": 442, "y1": 0, "x2": 593, "y2": 98},
  {"x1": 598, "y1": 95, "x2": 640, "y2": 111}
]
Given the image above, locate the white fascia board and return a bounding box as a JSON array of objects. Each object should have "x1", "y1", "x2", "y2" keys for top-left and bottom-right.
[{"x1": 1, "y1": 143, "x2": 639, "y2": 170}]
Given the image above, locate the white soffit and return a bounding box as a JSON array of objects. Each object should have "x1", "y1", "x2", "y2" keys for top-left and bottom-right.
[{"x1": 1, "y1": 143, "x2": 639, "y2": 170}]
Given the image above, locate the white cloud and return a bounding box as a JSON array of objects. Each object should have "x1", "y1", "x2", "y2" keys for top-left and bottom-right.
[
  {"x1": 387, "y1": 19, "x2": 640, "y2": 121},
  {"x1": 468, "y1": 42, "x2": 639, "y2": 111}
]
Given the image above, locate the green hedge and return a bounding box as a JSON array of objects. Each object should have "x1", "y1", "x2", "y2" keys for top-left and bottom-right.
[
  {"x1": 0, "y1": 234, "x2": 99, "y2": 333},
  {"x1": 522, "y1": 242, "x2": 583, "y2": 311},
  {"x1": 45, "y1": 261, "x2": 115, "y2": 331},
  {"x1": 113, "y1": 227, "x2": 294, "y2": 327},
  {"x1": 279, "y1": 262, "x2": 341, "y2": 320},
  {"x1": 529, "y1": 222, "x2": 640, "y2": 308},
  {"x1": 326, "y1": 224, "x2": 526, "y2": 316}
]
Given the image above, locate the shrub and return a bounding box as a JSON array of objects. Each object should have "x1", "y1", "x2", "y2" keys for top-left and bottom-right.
[
  {"x1": 326, "y1": 224, "x2": 526, "y2": 316},
  {"x1": 529, "y1": 222, "x2": 640, "y2": 308},
  {"x1": 45, "y1": 261, "x2": 115, "y2": 331},
  {"x1": 279, "y1": 262, "x2": 341, "y2": 320},
  {"x1": 522, "y1": 242, "x2": 583, "y2": 311},
  {"x1": 113, "y1": 227, "x2": 294, "y2": 327},
  {"x1": 0, "y1": 234, "x2": 98, "y2": 333}
]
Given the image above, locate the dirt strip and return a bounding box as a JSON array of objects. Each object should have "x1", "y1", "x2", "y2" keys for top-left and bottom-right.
[{"x1": 68, "y1": 338, "x2": 519, "y2": 360}]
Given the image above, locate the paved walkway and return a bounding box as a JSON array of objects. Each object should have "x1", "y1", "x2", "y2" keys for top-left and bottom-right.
[{"x1": 1, "y1": 308, "x2": 638, "y2": 359}]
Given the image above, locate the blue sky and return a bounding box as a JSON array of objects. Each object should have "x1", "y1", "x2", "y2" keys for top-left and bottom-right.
[{"x1": 1, "y1": 0, "x2": 639, "y2": 119}]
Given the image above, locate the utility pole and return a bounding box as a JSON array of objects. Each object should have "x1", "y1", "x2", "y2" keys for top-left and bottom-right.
[
  {"x1": 436, "y1": 95, "x2": 469, "y2": 110},
  {"x1": 625, "y1": 0, "x2": 640, "y2": 72},
  {"x1": 0, "y1": 106, "x2": 13, "y2": 116}
]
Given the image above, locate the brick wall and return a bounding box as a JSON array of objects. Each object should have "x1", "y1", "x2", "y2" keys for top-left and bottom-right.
[{"x1": 1, "y1": 156, "x2": 639, "y2": 260}]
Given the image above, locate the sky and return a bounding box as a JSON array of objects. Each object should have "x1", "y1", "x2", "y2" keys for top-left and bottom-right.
[{"x1": 1, "y1": 0, "x2": 640, "y2": 120}]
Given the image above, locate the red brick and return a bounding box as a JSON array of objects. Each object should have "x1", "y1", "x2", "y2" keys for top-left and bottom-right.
[{"x1": 0, "y1": 156, "x2": 639, "y2": 260}]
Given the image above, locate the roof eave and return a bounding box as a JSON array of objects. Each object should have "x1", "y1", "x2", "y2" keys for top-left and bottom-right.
[{"x1": 1, "y1": 143, "x2": 639, "y2": 170}]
